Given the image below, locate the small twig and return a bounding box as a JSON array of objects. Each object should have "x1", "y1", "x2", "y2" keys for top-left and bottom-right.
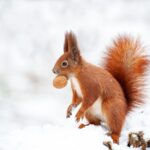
[{"x1": 127, "y1": 131, "x2": 149, "y2": 150}]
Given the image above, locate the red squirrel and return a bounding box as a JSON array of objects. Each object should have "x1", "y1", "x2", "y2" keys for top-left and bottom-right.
[{"x1": 52, "y1": 32, "x2": 149, "y2": 143}]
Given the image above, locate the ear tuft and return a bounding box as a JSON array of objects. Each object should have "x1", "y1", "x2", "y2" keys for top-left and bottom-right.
[
  {"x1": 64, "y1": 32, "x2": 69, "y2": 52},
  {"x1": 67, "y1": 31, "x2": 80, "y2": 63}
]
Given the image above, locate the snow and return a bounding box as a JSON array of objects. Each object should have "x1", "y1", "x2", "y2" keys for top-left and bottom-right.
[{"x1": 0, "y1": 0, "x2": 150, "y2": 150}]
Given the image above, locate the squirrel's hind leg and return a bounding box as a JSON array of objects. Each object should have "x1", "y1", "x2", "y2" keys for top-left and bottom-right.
[
  {"x1": 78, "y1": 111, "x2": 101, "y2": 129},
  {"x1": 85, "y1": 112, "x2": 101, "y2": 125},
  {"x1": 103, "y1": 98, "x2": 127, "y2": 144},
  {"x1": 78, "y1": 123, "x2": 90, "y2": 129}
]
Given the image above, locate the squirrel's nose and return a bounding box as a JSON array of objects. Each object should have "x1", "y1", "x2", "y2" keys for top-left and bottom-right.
[{"x1": 52, "y1": 68, "x2": 60, "y2": 74}]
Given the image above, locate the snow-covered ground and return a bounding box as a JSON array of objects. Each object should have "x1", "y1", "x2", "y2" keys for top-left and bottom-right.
[{"x1": 0, "y1": 0, "x2": 150, "y2": 149}]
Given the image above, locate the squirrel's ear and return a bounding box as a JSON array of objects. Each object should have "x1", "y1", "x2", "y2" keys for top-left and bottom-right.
[
  {"x1": 68, "y1": 32, "x2": 80, "y2": 64},
  {"x1": 64, "y1": 32, "x2": 69, "y2": 53}
]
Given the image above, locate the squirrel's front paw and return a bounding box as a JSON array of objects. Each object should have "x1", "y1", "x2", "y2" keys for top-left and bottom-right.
[
  {"x1": 75, "y1": 110, "x2": 84, "y2": 122},
  {"x1": 66, "y1": 104, "x2": 74, "y2": 118}
]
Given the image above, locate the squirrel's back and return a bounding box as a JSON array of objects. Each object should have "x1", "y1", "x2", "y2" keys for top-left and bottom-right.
[{"x1": 103, "y1": 35, "x2": 149, "y2": 113}]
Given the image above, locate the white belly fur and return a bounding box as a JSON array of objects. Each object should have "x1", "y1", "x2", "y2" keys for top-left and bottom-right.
[
  {"x1": 70, "y1": 75, "x2": 83, "y2": 98},
  {"x1": 70, "y1": 75, "x2": 105, "y2": 121},
  {"x1": 87, "y1": 97, "x2": 105, "y2": 121}
]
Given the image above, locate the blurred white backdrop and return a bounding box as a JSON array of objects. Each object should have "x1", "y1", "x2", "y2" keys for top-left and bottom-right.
[{"x1": 0, "y1": 0, "x2": 150, "y2": 150}]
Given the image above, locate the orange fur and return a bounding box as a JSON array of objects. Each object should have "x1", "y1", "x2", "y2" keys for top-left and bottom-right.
[
  {"x1": 104, "y1": 36, "x2": 149, "y2": 112},
  {"x1": 52, "y1": 32, "x2": 149, "y2": 144}
]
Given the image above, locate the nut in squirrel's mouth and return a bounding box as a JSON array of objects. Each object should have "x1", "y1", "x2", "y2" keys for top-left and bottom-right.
[{"x1": 53, "y1": 75, "x2": 68, "y2": 89}]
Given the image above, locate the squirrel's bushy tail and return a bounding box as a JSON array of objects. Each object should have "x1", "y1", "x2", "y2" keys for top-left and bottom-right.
[{"x1": 104, "y1": 35, "x2": 149, "y2": 113}]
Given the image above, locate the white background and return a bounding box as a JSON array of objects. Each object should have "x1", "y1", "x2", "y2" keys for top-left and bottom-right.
[{"x1": 0, "y1": 0, "x2": 150, "y2": 149}]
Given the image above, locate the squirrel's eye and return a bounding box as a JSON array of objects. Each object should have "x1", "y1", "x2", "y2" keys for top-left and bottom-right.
[{"x1": 61, "y1": 60, "x2": 68, "y2": 68}]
